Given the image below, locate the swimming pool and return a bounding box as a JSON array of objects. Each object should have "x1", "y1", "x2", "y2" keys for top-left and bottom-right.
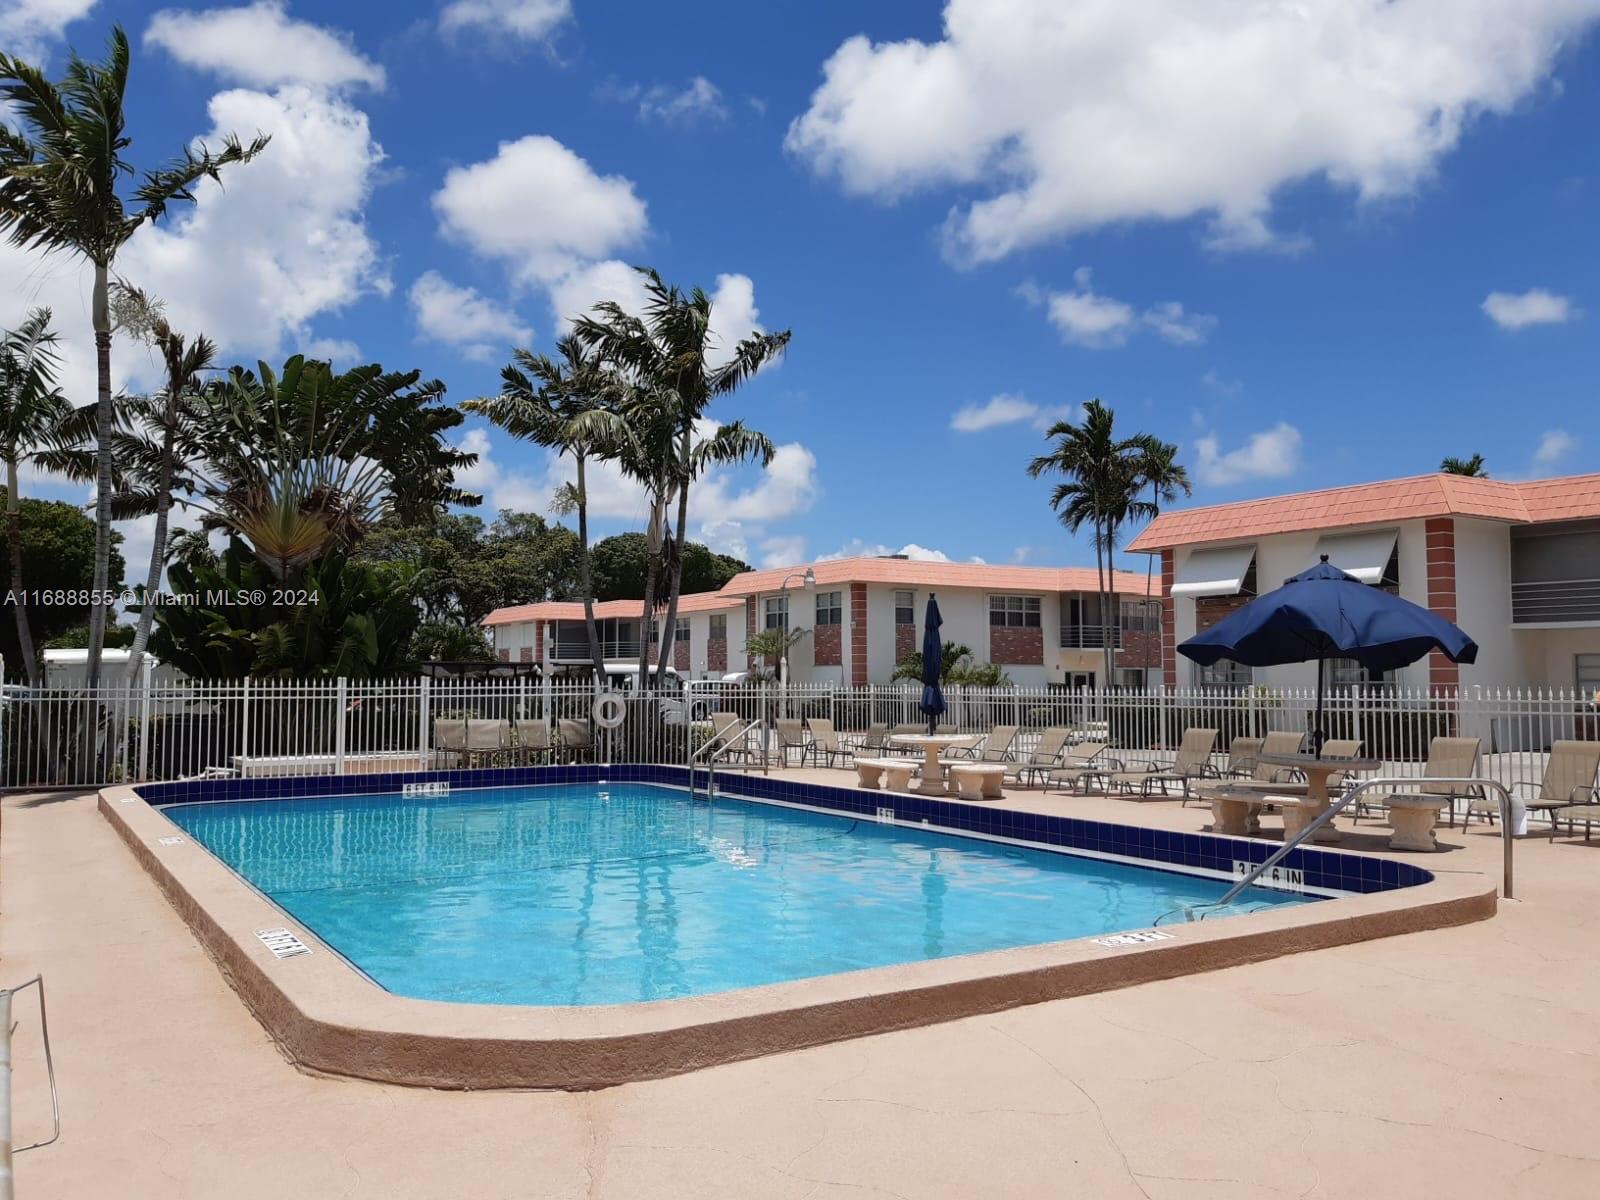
[{"x1": 164, "y1": 781, "x2": 1314, "y2": 1006}]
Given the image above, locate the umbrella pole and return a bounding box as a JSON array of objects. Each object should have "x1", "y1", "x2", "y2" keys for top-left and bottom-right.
[{"x1": 1314, "y1": 657, "x2": 1325, "y2": 758}]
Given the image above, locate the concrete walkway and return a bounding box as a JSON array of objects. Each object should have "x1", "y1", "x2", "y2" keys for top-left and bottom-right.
[{"x1": 3, "y1": 785, "x2": 1598, "y2": 1199}]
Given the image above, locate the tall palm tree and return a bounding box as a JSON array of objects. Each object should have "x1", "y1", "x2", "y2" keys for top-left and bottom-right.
[
  {"x1": 0, "y1": 27, "x2": 268, "y2": 690},
  {"x1": 463, "y1": 336, "x2": 628, "y2": 682},
  {"x1": 1138, "y1": 440, "x2": 1192, "y2": 647},
  {"x1": 575, "y1": 267, "x2": 790, "y2": 688},
  {"x1": 0, "y1": 308, "x2": 71, "y2": 685},
  {"x1": 1440, "y1": 453, "x2": 1488, "y2": 477},
  {"x1": 1028, "y1": 400, "x2": 1174, "y2": 688}
]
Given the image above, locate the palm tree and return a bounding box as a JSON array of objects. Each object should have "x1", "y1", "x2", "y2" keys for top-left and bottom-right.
[
  {"x1": 463, "y1": 336, "x2": 628, "y2": 682},
  {"x1": 0, "y1": 308, "x2": 71, "y2": 685},
  {"x1": 0, "y1": 27, "x2": 268, "y2": 690},
  {"x1": 1138, "y1": 439, "x2": 1192, "y2": 644},
  {"x1": 1440, "y1": 453, "x2": 1488, "y2": 478},
  {"x1": 1028, "y1": 400, "x2": 1175, "y2": 689},
  {"x1": 575, "y1": 267, "x2": 790, "y2": 688}
]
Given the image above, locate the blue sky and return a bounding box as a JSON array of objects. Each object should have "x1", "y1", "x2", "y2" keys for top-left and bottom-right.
[{"x1": 4, "y1": 0, "x2": 1599, "y2": 580}]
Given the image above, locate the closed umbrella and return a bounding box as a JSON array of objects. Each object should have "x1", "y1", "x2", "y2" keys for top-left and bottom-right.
[
  {"x1": 920, "y1": 593, "x2": 946, "y2": 735},
  {"x1": 1179, "y1": 557, "x2": 1477, "y2": 755}
]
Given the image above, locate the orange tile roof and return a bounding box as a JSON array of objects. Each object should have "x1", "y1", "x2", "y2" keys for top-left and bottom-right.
[
  {"x1": 718, "y1": 556, "x2": 1154, "y2": 598},
  {"x1": 482, "y1": 591, "x2": 740, "y2": 627},
  {"x1": 1127, "y1": 472, "x2": 1600, "y2": 552}
]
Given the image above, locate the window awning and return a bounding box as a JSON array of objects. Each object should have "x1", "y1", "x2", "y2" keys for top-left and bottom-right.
[
  {"x1": 1171, "y1": 544, "x2": 1256, "y2": 598},
  {"x1": 1313, "y1": 529, "x2": 1398, "y2": 585}
]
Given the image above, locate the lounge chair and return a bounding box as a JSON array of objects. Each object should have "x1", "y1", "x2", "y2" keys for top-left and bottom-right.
[
  {"x1": 1359, "y1": 736, "x2": 1482, "y2": 848},
  {"x1": 1003, "y1": 727, "x2": 1073, "y2": 788},
  {"x1": 1489, "y1": 740, "x2": 1600, "y2": 840},
  {"x1": 433, "y1": 718, "x2": 467, "y2": 767},
  {"x1": 804, "y1": 717, "x2": 854, "y2": 767},
  {"x1": 775, "y1": 718, "x2": 810, "y2": 766},
  {"x1": 946, "y1": 725, "x2": 1019, "y2": 763},
  {"x1": 1220, "y1": 736, "x2": 1361, "y2": 798},
  {"x1": 707, "y1": 711, "x2": 753, "y2": 762},
  {"x1": 1222, "y1": 735, "x2": 1265, "y2": 779},
  {"x1": 1107, "y1": 727, "x2": 1219, "y2": 799},
  {"x1": 514, "y1": 719, "x2": 553, "y2": 764},
  {"x1": 856, "y1": 722, "x2": 891, "y2": 755},
  {"x1": 1189, "y1": 730, "x2": 1305, "y2": 807},
  {"x1": 558, "y1": 717, "x2": 594, "y2": 762},
  {"x1": 1043, "y1": 742, "x2": 1117, "y2": 794},
  {"x1": 464, "y1": 718, "x2": 508, "y2": 767}
]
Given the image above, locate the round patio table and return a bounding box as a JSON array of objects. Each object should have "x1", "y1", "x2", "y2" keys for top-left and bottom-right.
[
  {"x1": 887, "y1": 733, "x2": 982, "y2": 796},
  {"x1": 1257, "y1": 751, "x2": 1380, "y2": 843}
]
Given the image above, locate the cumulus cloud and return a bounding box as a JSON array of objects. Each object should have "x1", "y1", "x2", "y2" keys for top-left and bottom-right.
[
  {"x1": 433, "y1": 135, "x2": 649, "y2": 287},
  {"x1": 606, "y1": 76, "x2": 729, "y2": 124},
  {"x1": 0, "y1": 0, "x2": 96, "y2": 63},
  {"x1": 408, "y1": 271, "x2": 531, "y2": 361},
  {"x1": 144, "y1": 2, "x2": 385, "y2": 91},
  {"x1": 439, "y1": 0, "x2": 571, "y2": 41},
  {"x1": 757, "y1": 536, "x2": 808, "y2": 570},
  {"x1": 1194, "y1": 423, "x2": 1302, "y2": 486},
  {"x1": 1020, "y1": 270, "x2": 1215, "y2": 348},
  {"x1": 1482, "y1": 288, "x2": 1577, "y2": 330},
  {"x1": 950, "y1": 393, "x2": 1073, "y2": 433},
  {"x1": 818, "y1": 540, "x2": 956, "y2": 563},
  {"x1": 1533, "y1": 429, "x2": 1579, "y2": 468},
  {"x1": 788, "y1": 0, "x2": 1600, "y2": 262}
]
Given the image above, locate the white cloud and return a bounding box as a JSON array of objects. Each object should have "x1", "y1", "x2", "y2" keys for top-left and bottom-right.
[
  {"x1": 303, "y1": 335, "x2": 360, "y2": 363},
  {"x1": 1194, "y1": 423, "x2": 1302, "y2": 486},
  {"x1": 758, "y1": 536, "x2": 808, "y2": 570},
  {"x1": 433, "y1": 135, "x2": 649, "y2": 287},
  {"x1": 788, "y1": 0, "x2": 1600, "y2": 262},
  {"x1": 439, "y1": 0, "x2": 571, "y2": 41},
  {"x1": 1481, "y1": 288, "x2": 1577, "y2": 330},
  {"x1": 817, "y1": 540, "x2": 954, "y2": 563},
  {"x1": 408, "y1": 271, "x2": 531, "y2": 361},
  {"x1": 1021, "y1": 270, "x2": 1215, "y2": 349},
  {"x1": 637, "y1": 76, "x2": 728, "y2": 124},
  {"x1": 0, "y1": 0, "x2": 96, "y2": 63},
  {"x1": 1533, "y1": 429, "x2": 1579, "y2": 467},
  {"x1": 950, "y1": 392, "x2": 1072, "y2": 433},
  {"x1": 1, "y1": 83, "x2": 385, "y2": 404},
  {"x1": 145, "y1": 3, "x2": 384, "y2": 91},
  {"x1": 706, "y1": 273, "x2": 764, "y2": 370}
]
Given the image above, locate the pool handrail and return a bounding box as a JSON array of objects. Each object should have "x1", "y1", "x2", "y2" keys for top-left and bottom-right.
[{"x1": 688, "y1": 717, "x2": 764, "y2": 802}]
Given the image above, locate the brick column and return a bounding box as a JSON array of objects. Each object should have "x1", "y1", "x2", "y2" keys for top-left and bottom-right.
[
  {"x1": 533, "y1": 620, "x2": 543, "y2": 663},
  {"x1": 1425, "y1": 518, "x2": 1459, "y2": 692},
  {"x1": 745, "y1": 597, "x2": 758, "y2": 668},
  {"x1": 1160, "y1": 550, "x2": 1177, "y2": 688},
  {"x1": 849, "y1": 582, "x2": 868, "y2": 684}
]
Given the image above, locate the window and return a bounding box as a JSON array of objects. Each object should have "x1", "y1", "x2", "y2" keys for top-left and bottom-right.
[
  {"x1": 1327, "y1": 658, "x2": 1392, "y2": 690},
  {"x1": 816, "y1": 590, "x2": 842, "y2": 626},
  {"x1": 1192, "y1": 658, "x2": 1252, "y2": 688},
  {"x1": 764, "y1": 595, "x2": 788, "y2": 630},
  {"x1": 894, "y1": 590, "x2": 915, "y2": 624},
  {"x1": 673, "y1": 617, "x2": 689, "y2": 642},
  {"x1": 1578, "y1": 654, "x2": 1600, "y2": 698},
  {"x1": 1119, "y1": 598, "x2": 1159, "y2": 633},
  {"x1": 708, "y1": 613, "x2": 727, "y2": 640},
  {"x1": 989, "y1": 595, "x2": 1042, "y2": 628}
]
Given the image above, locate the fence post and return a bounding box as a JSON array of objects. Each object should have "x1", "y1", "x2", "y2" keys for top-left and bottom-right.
[
  {"x1": 136, "y1": 671, "x2": 154, "y2": 783},
  {"x1": 334, "y1": 677, "x2": 348, "y2": 775},
  {"x1": 417, "y1": 676, "x2": 431, "y2": 770}
]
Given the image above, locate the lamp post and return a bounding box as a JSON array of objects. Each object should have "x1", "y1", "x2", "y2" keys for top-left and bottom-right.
[{"x1": 776, "y1": 568, "x2": 817, "y2": 689}]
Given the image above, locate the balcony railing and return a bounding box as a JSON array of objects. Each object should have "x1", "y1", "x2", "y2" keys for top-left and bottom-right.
[
  {"x1": 1060, "y1": 624, "x2": 1123, "y2": 649},
  {"x1": 551, "y1": 637, "x2": 643, "y2": 662},
  {"x1": 1511, "y1": 578, "x2": 1600, "y2": 626}
]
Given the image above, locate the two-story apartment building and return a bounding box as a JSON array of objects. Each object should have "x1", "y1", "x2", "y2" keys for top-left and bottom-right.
[
  {"x1": 482, "y1": 554, "x2": 1160, "y2": 687},
  {"x1": 1127, "y1": 471, "x2": 1600, "y2": 694}
]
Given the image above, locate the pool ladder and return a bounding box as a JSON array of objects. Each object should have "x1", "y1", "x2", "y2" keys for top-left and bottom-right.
[
  {"x1": 688, "y1": 718, "x2": 763, "y2": 802},
  {"x1": 1155, "y1": 775, "x2": 1515, "y2": 925}
]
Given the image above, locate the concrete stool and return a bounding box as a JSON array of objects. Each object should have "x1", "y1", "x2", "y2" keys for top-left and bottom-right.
[
  {"x1": 855, "y1": 758, "x2": 916, "y2": 793},
  {"x1": 949, "y1": 764, "x2": 1005, "y2": 801},
  {"x1": 1386, "y1": 796, "x2": 1450, "y2": 851}
]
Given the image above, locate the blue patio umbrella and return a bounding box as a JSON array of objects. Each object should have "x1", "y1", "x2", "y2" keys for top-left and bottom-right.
[
  {"x1": 920, "y1": 593, "x2": 946, "y2": 734},
  {"x1": 1179, "y1": 557, "x2": 1477, "y2": 754}
]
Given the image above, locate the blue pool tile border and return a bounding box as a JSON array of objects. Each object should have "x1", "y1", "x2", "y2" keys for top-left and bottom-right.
[{"x1": 133, "y1": 764, "x2": 1431, "y2": 896}]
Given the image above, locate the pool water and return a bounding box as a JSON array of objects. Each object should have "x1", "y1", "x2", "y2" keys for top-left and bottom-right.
[{"x1": 164, "y1": 783, "x2": 1314, "y2": 1006}]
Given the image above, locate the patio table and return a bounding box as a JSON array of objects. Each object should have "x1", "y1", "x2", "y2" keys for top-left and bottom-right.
[
  {"x1": 888, "y1": 733, "x2": 982, "y2": 796},
  {"x1": 1257, "y1": 751, "x2": 1380, "y2": 844}
]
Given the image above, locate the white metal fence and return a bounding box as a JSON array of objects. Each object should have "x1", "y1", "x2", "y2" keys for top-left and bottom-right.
[{"x1": 2, "y1": 676, "x2": 1597, "y2": 798}]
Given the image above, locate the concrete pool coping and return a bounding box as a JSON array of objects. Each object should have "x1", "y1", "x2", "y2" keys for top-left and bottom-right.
[{"x1": 98, "y1": 781, "x2": 1497, "y2": 1091}]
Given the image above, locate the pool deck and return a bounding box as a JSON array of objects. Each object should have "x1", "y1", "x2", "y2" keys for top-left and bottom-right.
[{"x1": 5, "y1": 775, "x2": 1599, "y2": 1198}]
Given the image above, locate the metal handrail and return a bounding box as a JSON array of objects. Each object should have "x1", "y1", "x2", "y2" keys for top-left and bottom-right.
[
  {"x1": 688, "y1": 718, "x2": 761, "y2": 802},
  {"x1": 1159, "y1": 775, "x2": 1515, "y2": 924}
]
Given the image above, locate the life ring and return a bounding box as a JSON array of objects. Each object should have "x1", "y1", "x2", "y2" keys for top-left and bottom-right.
[{"x1": 592, "y1": 691, "x2": 628, "y2": 729}]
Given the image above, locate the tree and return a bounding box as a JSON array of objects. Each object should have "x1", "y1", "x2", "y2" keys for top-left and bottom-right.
[
  {"x1": 1028, "y1": 400, "x2": 1176, "y2": 688},
  {"x1": 0, "y1": 27, "x2": 268, "y2": 690},
  {"x1": 575, "y1": 267, "x2": 789, "y2": 687},
  {"x1": 409, "y1": 619, "x2": 494, "y2": 664},
  {"x1": 890, "y1": 641, "x2": 1010, "y2": 686},
  {"x1": 463, "y1": 337, "x2": 628, "y2": 681},
  {"x1": 1137, "y1": 439, "x2": 1192, "y2": 630},
  {"x1": 1440, "y1": 453, "x2": 1488, "y2": 477},
  {"x1": 0, "y1": 308, "x2": 71, "y2": 684},
  {"x1": 0, "y1": 494, "x2": 126, "y2": 677},
  {"x1": 745, "y1": 625, "x2": 808, "y2": 683},
  {"x1": 589, "y1": 532, "x2": 748, "y2": 601}
]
